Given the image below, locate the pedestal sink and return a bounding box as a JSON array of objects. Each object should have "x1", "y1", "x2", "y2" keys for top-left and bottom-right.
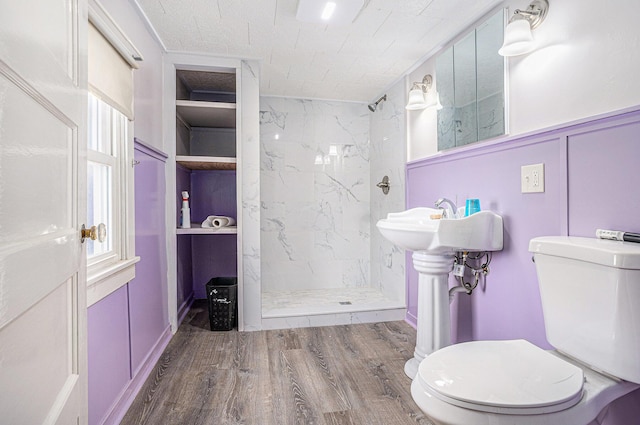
[{"x1": 377, "y1": 207, "x2": 503, "y2": 378}]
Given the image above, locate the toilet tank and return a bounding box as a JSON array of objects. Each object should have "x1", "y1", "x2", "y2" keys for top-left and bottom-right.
[{"x1": 529, "y1": 236, "x2": 640, "y2": 384}]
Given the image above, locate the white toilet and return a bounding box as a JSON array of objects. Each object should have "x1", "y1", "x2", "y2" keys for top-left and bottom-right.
[{"x1": 411, "y1": 236, "x2": 640, "y2": 425}]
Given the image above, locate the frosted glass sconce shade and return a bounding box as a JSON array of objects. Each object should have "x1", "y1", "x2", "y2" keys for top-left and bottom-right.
[
  {"x1": 406, "y1": 87, "x2": 428, "y2": 110},
  {"x1": 499, "y1": 19, "x2": 535, "y2": 56},
  {"x1": 499, "y1": 0, "x2": 549, "y2": 57},
  {"x1": 425, "y1": 90, "x2": 443, "y2": 110},
  {"x1": 406, "y1": 74, "x2": 441, "y2": 111}
]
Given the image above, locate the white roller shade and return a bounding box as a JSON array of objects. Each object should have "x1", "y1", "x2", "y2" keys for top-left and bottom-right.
[{"x1": 88, "y1": 23, "x2": 134, "y2": 120}]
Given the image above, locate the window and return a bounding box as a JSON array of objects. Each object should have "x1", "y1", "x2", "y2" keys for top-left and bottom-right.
[
  {"x1": 87, "y1": 93, "x2": 123, "y2": 266},
  {"x1": 86, "y1": 5, "x2": 142, "y2": 304},
  {"x1": 86, "y1": 90, "x2": 138, "y2": 303}
]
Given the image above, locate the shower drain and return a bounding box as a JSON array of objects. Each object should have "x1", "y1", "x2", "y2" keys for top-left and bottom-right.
[{"x1": 339, "y1": 301, "x2": 352, "y2": 305}]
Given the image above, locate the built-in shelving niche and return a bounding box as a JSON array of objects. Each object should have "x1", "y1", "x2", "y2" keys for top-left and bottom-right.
[
  {"x1": 175, "y1": 69, "x2": 238, "y2": 303},
  {"x1": 176, "y1": 70, "x2": 237, "y2": 171}
]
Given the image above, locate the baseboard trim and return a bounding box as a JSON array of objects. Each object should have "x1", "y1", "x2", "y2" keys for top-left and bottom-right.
[
  {"x1": 405, "y1": 311, "x2": 417, "y2": 329},
  {"x1": 99, "y1": 325, "x2": 172, "y2": 425},
  {"x1": 177, "y1": 294, "x2": 194, "y2": 327}
]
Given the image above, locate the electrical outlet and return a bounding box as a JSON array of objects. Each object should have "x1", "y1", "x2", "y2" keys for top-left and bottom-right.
[{"x1": 521, "y1": 163, "x2": 545, "y2": 193}]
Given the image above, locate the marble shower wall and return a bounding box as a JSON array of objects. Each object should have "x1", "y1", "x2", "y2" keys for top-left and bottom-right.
[
  {"x1": 369, "y1": 81, "x2": 406, "y2": 302},
  {"x1": 260, "y1": 97, "x2": 370, "y2": 292}
]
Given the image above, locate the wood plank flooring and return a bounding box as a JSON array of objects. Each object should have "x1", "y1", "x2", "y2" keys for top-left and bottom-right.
[{"x1": 121, "y1": 300, "x2": 434, "y2": 425}]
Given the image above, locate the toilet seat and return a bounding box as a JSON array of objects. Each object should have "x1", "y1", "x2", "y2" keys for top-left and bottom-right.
[{"x1": 416, "y1": 339, "x2": 585, "y2": 415}]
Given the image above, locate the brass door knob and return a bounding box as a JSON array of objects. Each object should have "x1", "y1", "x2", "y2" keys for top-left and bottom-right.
[{"x1": 81, "y1": 223, "x2": 107, "y2": 243}]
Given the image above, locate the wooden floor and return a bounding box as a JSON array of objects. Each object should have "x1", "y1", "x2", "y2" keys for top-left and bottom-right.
[{"x1": 121, "y1": 300, "x2": 434, "y2": 425}]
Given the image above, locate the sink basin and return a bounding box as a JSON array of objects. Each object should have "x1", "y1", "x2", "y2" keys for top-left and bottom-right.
[
  {"x1": 377, "y1": 206, "x2": 504, "y2": 378},
  {"x1": 377, "y1": 207, "x2": 503, "y2": 253}
]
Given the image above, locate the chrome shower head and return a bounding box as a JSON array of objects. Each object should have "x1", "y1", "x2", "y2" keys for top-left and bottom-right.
[{"x1": 368, "y1": 94, "x2": 387, "y2": 112}]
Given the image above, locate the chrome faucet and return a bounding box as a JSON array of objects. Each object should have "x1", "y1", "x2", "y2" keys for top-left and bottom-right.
[{"x1": 435, "y1": 197, "x2": 458, "y2": 219}]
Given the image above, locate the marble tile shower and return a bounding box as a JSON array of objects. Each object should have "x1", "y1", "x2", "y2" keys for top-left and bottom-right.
[
  {"x1": 259, "y1": 92, "x2": 406, "y2": 320},
  {"x1": 369, "y1": 81, "x2": 406, "y2": 303},
  {"x1": 260, "y1": 98, "x2": 370, "y2": 292}
]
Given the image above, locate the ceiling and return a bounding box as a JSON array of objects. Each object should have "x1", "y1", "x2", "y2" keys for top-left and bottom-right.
[{"x1": 137, "y1": 0, "x2": 502, "y2": 102}]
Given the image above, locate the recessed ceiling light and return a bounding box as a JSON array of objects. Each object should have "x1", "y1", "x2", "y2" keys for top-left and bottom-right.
[
  {"x1": 296, "y1": 0, "x2": 365, "y2": 25},
  {"x1": 321, "y1": 2, "x2": 337, "y2": 20}
]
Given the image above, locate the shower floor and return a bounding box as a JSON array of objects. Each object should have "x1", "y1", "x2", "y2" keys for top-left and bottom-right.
[{"x1": 261, "y1": 287, "x2": 405, "y2": 318}]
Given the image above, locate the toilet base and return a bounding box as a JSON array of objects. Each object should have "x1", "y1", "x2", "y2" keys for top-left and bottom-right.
[{"x1": 404, "y1": 357, "x2": 419, "y2": 379}]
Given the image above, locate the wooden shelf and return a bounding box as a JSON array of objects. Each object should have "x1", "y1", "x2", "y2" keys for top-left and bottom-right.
[
  {"x1": 176, "y1": 155, "x2": 236, "y2": 170},
  {"x1": 177, "y1": 223, "x2": 237, "y2": 235},
  {"x1": 176, "y1": 100, "x2": 236, "y2": 128}
]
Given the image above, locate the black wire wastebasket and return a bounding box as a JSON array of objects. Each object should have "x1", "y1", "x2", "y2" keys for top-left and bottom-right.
[{"x1": 205, "y1": 277, "x2": 237, "y2": 331}]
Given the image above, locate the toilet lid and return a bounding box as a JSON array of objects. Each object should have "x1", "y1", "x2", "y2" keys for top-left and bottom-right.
[{"x1": 418, "y1": 340, "x2": 584, "y2": 414}]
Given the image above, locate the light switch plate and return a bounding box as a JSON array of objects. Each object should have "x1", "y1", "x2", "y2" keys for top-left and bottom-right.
[{"x1": 521, "y1": 163, "x2": 545, "y2": 193}]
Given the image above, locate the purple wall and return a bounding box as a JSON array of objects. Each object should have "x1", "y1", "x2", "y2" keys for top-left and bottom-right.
[
  {"x1": 407, "y1": 134, "x2": 566, "y2": 347},
  {"x1": 88, "y1": 140, "x2": 171, "y2": 425},
  {"x1": 88, "y1": 286, "x2": 131, "y2": 425},
  {"x1": 177, "y1": 168, "x2": 238, "y2": 300},
  {"x1": 129, "y1": 142, "x2": 169, "y2": 375},
  {"x1": 190, "y1": 170, "x2": 237, "y2": 223},
  {"x1": 405, "y1": 106, "x2": 640, "y2": 423},
  {"x1": 567, "y1": 117, "x2": 640, "y2": 236},
  {"x1": 191, "y1": 234, "x2": 237, "y2": 299}
]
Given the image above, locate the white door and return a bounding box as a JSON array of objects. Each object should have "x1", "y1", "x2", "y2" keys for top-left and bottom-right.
[{"x1": 0, "y1": 1, "x2": 88, "y2": 424}]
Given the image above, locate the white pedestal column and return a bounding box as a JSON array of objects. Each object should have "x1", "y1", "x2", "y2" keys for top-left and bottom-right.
[{"x1": 404, "y1": 252, "x2": 455, "y2": 379}]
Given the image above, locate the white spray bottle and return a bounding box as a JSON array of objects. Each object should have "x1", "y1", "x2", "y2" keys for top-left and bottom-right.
[{"x1": 181, "y1": 191, "x2": 191, "y2": 228}]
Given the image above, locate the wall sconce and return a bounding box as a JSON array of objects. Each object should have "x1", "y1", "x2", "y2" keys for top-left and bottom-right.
[
  {"x1": 499, "y1": 0, "x2": 549, "y2": 57},
  {"x1": 406, "y1": 74, "x2": 443, "y2": 111}
]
